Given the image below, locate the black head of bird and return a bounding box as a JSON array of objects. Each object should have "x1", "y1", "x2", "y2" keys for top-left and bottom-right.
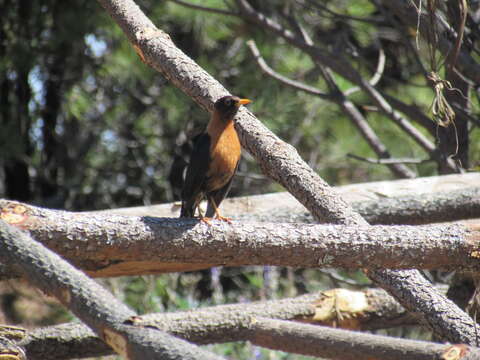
[{"x1": 214, "y1": 95, "x2": 251, "y2": 121}]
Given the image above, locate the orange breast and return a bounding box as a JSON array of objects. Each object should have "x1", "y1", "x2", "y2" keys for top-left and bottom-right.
[{"x1": 206, "y1": 120, "x2": 241, "y2": 192}]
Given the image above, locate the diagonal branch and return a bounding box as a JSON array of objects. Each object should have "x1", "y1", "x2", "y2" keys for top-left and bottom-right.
[
  {"x1": 235, "y1": 0, "x2": 458, "y2": 172},
  {"x1": 96, "y1": 0, "x2": 478, "y2": 344},
  {"x1": 0, "y1": 220, "x2": 225, "y2": 360},
  {"x1": 246, "y1": 38, "x2": 415, "y2": 179},
  {"x1": 246, "y1": 39, "x2": 333, "y2": 99}
]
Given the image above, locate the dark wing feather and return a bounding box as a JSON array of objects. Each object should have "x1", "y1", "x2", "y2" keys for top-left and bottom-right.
[
  {"x1": 205, "y1": 160, "x2": 239, "y2": 217},
  {"x1": 180, "y1": 133, "x2": 211, "y2": 217}
]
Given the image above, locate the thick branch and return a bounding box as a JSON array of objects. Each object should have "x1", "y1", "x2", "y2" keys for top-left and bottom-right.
[
  {"x1": 97, "y1": 0, "x2": 363, "y2": 226},
  {"x1": 1, "y1": 200, "x2": 480, "y2": 277},
  {"x1": 96, "y1": 0, "x2": 478, "y2": 344},
  {"x1": 0, "y1": 220, "x2": 224, "y2": 360},
  {"x1": 248, "y1": 317, "x2": 480, "y2": 360},
  {"x1": 19, "y1": 289, "x2": 416, "y2": 359},
  {"x1": 102, "y1": 174, "x2": 480, "y2": 225}
]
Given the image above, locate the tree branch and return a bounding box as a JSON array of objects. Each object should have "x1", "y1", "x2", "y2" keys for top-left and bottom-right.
[
  {"x1": 168, "y1": 0, "x2": 237, "y2": 16},
  {"x1": 97, "y1": 173, "x2": 480, "y2": 225},
  {"x1": 245, "y1": 39, "x2": 333, "y2": 99},
  {"x1": 248, "y1": 317, "x2": 480, "y2": 360},
  {"x1": 0, "y1": 220, "x2": 224, "y2": 360},
  {"x1": 1, "y1": 200, "x2": 479, "y2": 278},
  {"x1": 235, "y1": 0, "x2": 458, "y2": 172},
  {"x1": 96, "y1": 0, "x2": 478, "y2": 344},
  {"x1": 247, "y1": 31, "x2": 414, "y2": 178},
  {"x1": 16, "y1": 289, "x2": 425, "y2": 359},
  {"x1": 381, "y1": 0, "x2": 480, "y2": 85},
  {"x1": 347, "y1": 153, "x2": 429, "y2": 165}
]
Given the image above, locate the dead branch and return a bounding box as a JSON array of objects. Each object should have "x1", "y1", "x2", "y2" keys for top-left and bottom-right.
[
  {"x1": 0, "y1": 220, "x2": 224, "y2": 360},
  {"x1": 245, "y1": 39, "x2": 333, "y2": 99},
  {"x1": 101, "y1": 173, "x2": 480, "y2": 225},
  {"x1": 0, "y1": 200, "x2": 479, "y2": 278},
  {"x1": 235, "y1": 0, "x2": 458, "y2": 172},
  {"x1": 381, "y1": 0, "x2": 480, "y2": 85},
  {"x1": 246, "y1": 37, "x2": 415, "y2": 178},
  {"x1": 168, "y1": 0, "x2": 236, "y2": 16},
  {"x1": 248, "y1": 317, "x2": 480, "y2": 360},
  {"x1": 96, "y1": 0, "x2": 478, "y2": 344},
  {"x1": 18, "y1": 289, "x2": 416, "y2": 359}
]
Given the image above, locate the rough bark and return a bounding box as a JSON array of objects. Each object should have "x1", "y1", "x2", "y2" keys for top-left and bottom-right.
[
  {"x1": 95, "y1": 0, "x2": 479, "y2": 344},
  {"x1": 248, "y1": 317, "x2": 480, "y2": 360},
  {"x1": 0, "y1": 220, "x2": 225, "y2": 360},
  {"x1": 15, "y1": 289, "x2": 420, "y2": 359},
  {"x1": 1, "y1": 200, "x2": 479, "y2": 277},
  {"x1": 99, "y1": 174, "x2": 480, "y2": 225}
]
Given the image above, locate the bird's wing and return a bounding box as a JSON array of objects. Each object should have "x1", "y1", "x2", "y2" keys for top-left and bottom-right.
[
  {"x1": 205, "y1": 160, "x2": 239, "y2": 217},
  {"x1": 181, "y1": 133, "x2": 211, "y2": 206}
]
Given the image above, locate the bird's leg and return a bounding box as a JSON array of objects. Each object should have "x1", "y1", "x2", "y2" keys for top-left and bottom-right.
[
  {"x1": 196, "y1": 202, "x2": 214, "y2": 225},
  {"x1": 209, "y1": 197, "x2": 232, "y2": 223}
]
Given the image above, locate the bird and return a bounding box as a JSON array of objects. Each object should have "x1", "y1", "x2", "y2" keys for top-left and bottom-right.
[{"x1": 180, "y1": 95, "x2": 251, "y2": 223}]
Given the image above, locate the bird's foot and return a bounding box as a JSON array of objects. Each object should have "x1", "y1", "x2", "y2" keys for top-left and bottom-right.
[
  {"x1": 200, "y1": 216, "x2": 214, "y2": 226},
  {"x1": 214, "y1": 214, "x2": 232, "y2": 223}
]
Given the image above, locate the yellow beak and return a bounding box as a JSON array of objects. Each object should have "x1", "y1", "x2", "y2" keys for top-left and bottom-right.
[{"x1": 238, "y1": 98, "x2": 251, "y2": 105}]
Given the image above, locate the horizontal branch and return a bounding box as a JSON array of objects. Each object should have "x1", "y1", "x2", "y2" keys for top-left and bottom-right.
[
  {"x1": 1, "y1": 200, "x2": 479, "y2": 278},
  {"x1": 19, "y1": 311, "x2": 480, "y2": 360},
  {"x1": 101, "y1": 174, "x2": 480, "y2": 225},
  {"x1": 18, "y1": 289, "x2": 417, "y2": 359}
]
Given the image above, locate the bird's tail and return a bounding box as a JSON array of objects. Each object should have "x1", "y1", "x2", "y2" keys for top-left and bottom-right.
[{"x1": 180, "y1": 201, "x2": 195, "y2": 217}]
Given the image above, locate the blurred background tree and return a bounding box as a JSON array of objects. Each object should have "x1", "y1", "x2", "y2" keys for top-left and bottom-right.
[{"x1": 1, "y1": 0, "x2": 479, "y2": 358}]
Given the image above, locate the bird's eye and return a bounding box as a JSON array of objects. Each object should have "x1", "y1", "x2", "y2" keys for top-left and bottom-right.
[{"x1": 225, "y1": 99, "x2": 232, "y2": 106}]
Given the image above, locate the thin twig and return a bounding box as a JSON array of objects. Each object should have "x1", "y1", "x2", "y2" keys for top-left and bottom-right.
[
  {"x1": 246, "y1": 39, "x2": 333, "y2": 99},
  {"x1": 347, "y1": 153, "x2": 430, "y2": 165},
  {"x1": 345, "y1": 47, "x2": 386, "y2": 96},
  {"x1": 168, "y1": 0, "x2": 237, "y2": 16}
]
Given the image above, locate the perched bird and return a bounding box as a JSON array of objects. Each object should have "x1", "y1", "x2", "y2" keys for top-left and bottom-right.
[{"x1": 180, "y1": 95, "x2": 251, "y2": 223}]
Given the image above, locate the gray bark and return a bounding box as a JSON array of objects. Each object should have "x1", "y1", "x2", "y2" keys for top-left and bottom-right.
[
  {"x1": 1, "y1": 200, "x2": 479, "y2": 278},
  {"x1": 0, "y1": 220, "x2": 225, "y2": 360}
]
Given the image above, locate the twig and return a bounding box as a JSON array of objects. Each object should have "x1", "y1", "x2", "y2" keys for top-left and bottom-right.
[
  {"x1": 168, "y1": 0, "x2": 237, "y2": 16},
  {"x1": 246, "y1": 39, "x2": 333, "y2": 99},
  {"x1": 344, "y1": 47, "x2": 386, "y2": 96},
  {"x1": 302, "y1": 0, "x2": 384, "y2": 24},
  {"x1": 347, "y1": 153, "x2": 429, "y2": 165}
]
